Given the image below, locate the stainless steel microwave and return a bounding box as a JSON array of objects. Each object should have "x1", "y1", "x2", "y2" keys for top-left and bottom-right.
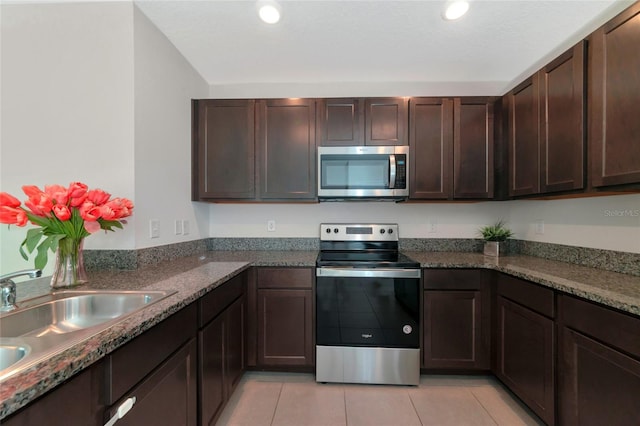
[{"x1": 317, "y1": 146, "x2": 409, "y2": 200}]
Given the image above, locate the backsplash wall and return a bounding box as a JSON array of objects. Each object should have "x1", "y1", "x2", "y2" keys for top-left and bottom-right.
[{"x1": 207, "y1": 193, "x2": 640, "y2": 254}]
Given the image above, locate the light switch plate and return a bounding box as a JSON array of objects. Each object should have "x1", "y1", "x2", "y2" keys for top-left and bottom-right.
[
  {"x1": 174, "y1": 220, "x2": 183, "y2": 235},
  {"x1": 183, "y1": 220, "x2": 190, "y2": 235},
  {"x1": 149, "y1": 219, "x2": 160, "y2": 238}
]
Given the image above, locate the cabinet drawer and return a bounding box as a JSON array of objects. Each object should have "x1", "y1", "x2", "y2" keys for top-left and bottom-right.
[
  {"x1": 497, "y1": 274, "x2": 554, "y2": 318},
  {"x1": 199, "y1": 272, "x2": 245, "y2": 327},
  {"x1": 423, "y1": 269, "x2": 488, "y2": 290},
  {"x1": 559, "y1": 294, "x2": 640, "y2": 358},
  {"x1": 106, "y1": 339, "x2": 197, "y2": 426},
  {"x1": 257, "y1": 267, "x2": 313, "y2": 289},
  {"x1": 106, "y1": 303, "x2": 198, "y2": 405}
]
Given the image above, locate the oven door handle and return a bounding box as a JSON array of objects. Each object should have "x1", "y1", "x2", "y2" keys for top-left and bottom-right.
[{"x1": 316, "y1": 267, "x2": 421, "y2": 279}]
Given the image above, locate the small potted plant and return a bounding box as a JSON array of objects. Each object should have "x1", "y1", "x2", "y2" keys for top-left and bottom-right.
[{"x1": 478, "y1": 220, "x2": 513, "y2": 257}]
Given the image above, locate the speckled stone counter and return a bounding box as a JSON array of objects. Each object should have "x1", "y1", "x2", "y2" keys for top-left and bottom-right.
[
  {"x1": 405, "y1": 251, "x2": 640, "y2": 317},
  {"x1": 2, "y1": 249, "x2": 639, "y2": 420}
]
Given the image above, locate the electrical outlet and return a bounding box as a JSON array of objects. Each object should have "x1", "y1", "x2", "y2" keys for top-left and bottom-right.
[
  {"x1": 428, "y1": 219, "x2": 437, "y2": 234},
  {"x1": 183, "y1": 220, "x2": 190, "y2": 235},
  {"x1": 535, "y1": 220, "x2": 545, "y2": 235},
  {"x1": 174, "y1": 220, "x2": 183, "y2": 235},
  {"x1": 149, "y1": 219, "x2": 160, "y2": 238},
  {"x1": 267, "y1": 220, "x2": 276, "y2": 232}
]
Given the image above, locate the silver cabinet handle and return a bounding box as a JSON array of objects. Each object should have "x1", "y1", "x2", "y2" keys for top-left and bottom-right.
[
  {"x1": 389, "y1": 154, "x2": 396, "y2": 189},
  {"x1": 104, "y1": 396, "x2": 136, "y2": 426}
]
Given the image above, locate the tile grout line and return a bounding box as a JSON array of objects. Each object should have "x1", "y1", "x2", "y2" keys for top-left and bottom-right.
[
  {"x1": 343, "y1": 385, "x2": 349, "y2": 426},
  {"x1": 469, "y1": 388, "x2": 500, "y2": 426},
  {"x1": 407, "y1": 388, "x2": 425, "y2": 426},
  {"x1": 269, "y1": 381, "x2": 285, "y2": 426}
]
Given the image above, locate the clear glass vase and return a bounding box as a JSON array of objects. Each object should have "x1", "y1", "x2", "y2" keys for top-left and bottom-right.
[{"x1": 50, "y1": 237, "x2": 88, "y2": 288}]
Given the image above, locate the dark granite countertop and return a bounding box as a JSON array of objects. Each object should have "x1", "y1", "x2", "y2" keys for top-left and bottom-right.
[
  {"x1": 404, "y1": 251, "x2": 640, "y2": 317},
  {"x1": 2, "y1": 249, "x2": 638, "y2": 420}
]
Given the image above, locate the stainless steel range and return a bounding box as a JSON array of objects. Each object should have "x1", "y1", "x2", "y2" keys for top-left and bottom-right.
[{"x1": 315, "y1": 223, "x2": 421, "y2": 385}]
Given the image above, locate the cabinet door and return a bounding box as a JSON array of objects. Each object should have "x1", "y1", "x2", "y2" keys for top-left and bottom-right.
[
  {"x1": 409, "y1": 98, "x2": 453, "y2": 199},
  {"x1": 508, "y1": 76, "x2": 540, "y2": 196},
  {"x1": 540, "y1": 42, "x2": 586, "y2": 193},
  {"x1": 194, "y1": 99, "x2": 255, "y2": 200},
  {"x1": 317, "y1": 98, "x2": 363, "y2": 146},
  {"x1": 496, "y1": 297, "x2": 554, "y2": 425},
  {"x1": 558, "y1": 294, "x2": 640, "y2": 425},
  {"x1": 108, "y1": 339, "x2": 198, "y2": 426},
  {"x1": 199, "y1": 315, "x2": 225, "y2": 426},
  {"x1": 256, "y1": 99, "x2": 317, "y2": 200},
  {"x1": 558, "y1": 327, "x2": 640, "y2": 426},
  {"x1": 365, "y1": 97, "x2": 408, "y2": 146},
  {"x1": 589, "y1": 3, "x2": 640, "y2": 188},
  {"x1": 453, "y1": 98, "x2": 495, "y2": 199},
  {"x1": 2, "y1": 361, "x2": 105, "y2": 426},
  {"x1": 257, "y1": 289, "x2": 313, "y2": 367},
  {"x1": 423, "y1": 290, "x2": 487, "y2": 369},
  {"x1": 225, "y1": 296, "x2": 245, "y2": 396}
]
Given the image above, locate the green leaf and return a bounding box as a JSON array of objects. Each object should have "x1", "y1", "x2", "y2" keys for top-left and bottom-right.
[
  {"x1": 34, "y1": 236, "x2": 54, "y2": 270},
  {"x1": 100, "y1": 220, "x2": 123, "y2": 231},
  {"x1": 24, "y1": 228, "x2": 44, "y2": 254}
]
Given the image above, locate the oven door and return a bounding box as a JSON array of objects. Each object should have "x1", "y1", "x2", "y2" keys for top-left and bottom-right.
[{"x1": 316, "y1": 268, "x2": 421, "y2": 349}]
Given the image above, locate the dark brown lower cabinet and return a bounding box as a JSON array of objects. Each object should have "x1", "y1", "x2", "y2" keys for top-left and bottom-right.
[
  {"x1": 558, "y1": 295, "x2": 640, "y2": 425},
  {"x1": 107, "y1": 338, "x2": 198, "y2": 426},
  {"x1": 422, "y1": 269, "x2": 490, "y2": 370},
  {"x1": 495, "y1": 274, "x2": 554, "y2": 425},
  {"x1": 253, "y1": 268, "x2": 314, "y2": 368},
  {"x1": 2, "y1": 361, "x2": 105, "y2": 426},
  {"x1": 257, "y1": 288, "x2": 313, "y2": 367},
  {"x1": 199, "y1": 273, "x2": 246, "y2": 426}
]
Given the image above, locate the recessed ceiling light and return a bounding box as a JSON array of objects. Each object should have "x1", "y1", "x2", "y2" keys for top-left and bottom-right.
[
  {"x1": 442, "y1": 1, "x2": 470, "y2": 21},
  {"x1": 257, "y1": 0, "x2": 282, "y2": 24}
]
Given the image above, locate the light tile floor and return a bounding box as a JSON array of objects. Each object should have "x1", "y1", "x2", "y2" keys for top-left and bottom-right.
[{"x1": 216, "y1": 372, "x2": 545, "y2": 426}]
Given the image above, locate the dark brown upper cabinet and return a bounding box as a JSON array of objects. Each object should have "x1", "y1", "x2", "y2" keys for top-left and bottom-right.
[
  {"x1": 454, "y1": 98, "x2": 495, "y2": 199},
  {"x1": 256, "y1": 98, "x2": 317, "y2": 200},
  {"x1": 410, "y1": 97, "x2": 495, "y2": 200},
  {"x1": 540, "y1": 42, "x2": 586, "y2": 193},
  {"x1": 589, "y1": 2, "x2": 640, "y2": 188},
  {"x1": 409, "y1": 98, "x2": 453, "y2": 199},
  {"x1": 192, "y1": 99, "x2": 256, "y2": 200},
  {"x1": 318, "y1": 97, "x2": 408, "y2": 146},
  {"x1": 316, "y1": 98, "x2": 363, "y2": 146},
  {"x1": 507, "y1": 75, "x2": 541, "y2": 197}
]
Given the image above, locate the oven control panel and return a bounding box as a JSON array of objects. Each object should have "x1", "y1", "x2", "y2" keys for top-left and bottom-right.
[{"x1": 320, "y1": 223, "x2": 399, "y2": 241}]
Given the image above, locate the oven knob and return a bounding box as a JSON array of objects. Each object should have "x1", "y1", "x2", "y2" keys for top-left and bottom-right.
[
  {"x1": 403, "y1": 325, "x2": 412, "y2": 335},
  {"x1": 388, "y1": 228, "x2": 394, "y2": 234},
  {"x1": 380, "y1": 229, "x2": 385, "y2": 234},
  {"x1": 333, "y1": 228, "x2": 339, "y2": 233},
  {"x1": 325, "y1": 228, "x2": 331, "y2": 234}
]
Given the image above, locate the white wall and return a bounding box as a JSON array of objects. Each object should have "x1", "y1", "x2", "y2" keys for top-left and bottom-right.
[
  {"x1": 133, "y1": 5, "x2": 209, "y2": 249},
  {"x1": 507, "y1": 194, "x2": 640, "y2": 254},
  {"x1": 1, "y1": 2, "x2": 135, "y2": 275},
  {"x1": 0, "y1": 2, "x2": 210, "y2": 275},
  {"x1": 208, "y1": 195, "x2": 640, "y2": 254},
  {"x1": 209, "y1": 201, "x2": 508, "y2": 239}
]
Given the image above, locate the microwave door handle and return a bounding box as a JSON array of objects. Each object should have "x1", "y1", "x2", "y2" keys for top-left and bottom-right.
[{"x1": 389, "y1": 154, "x2": 396, "y2": 189}]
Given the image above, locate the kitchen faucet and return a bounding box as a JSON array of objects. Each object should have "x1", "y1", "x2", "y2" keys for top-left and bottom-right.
[{"x1": 0, "y1": 269, "x2": 42, "y2": 312}]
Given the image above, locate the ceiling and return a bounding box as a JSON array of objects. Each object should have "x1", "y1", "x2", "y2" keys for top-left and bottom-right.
[{"x1": 135, "y1": 0, "x2": 632, "y2": 94}]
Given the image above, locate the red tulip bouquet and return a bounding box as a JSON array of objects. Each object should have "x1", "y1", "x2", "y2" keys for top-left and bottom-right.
[{"x1": 0, "y1": 182, "x2": 133, "y2": 287}]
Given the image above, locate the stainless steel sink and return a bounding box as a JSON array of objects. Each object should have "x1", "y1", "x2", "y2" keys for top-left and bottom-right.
[
  {"x1": 0, "y1": 341, "x2": 31, "y2": 370},
  {"x1": 1, "y1": 291, "x2": 171, "y2": 338},
  {"x1": 0, "y1": 289, "x2": 175, "y2": 382}
]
